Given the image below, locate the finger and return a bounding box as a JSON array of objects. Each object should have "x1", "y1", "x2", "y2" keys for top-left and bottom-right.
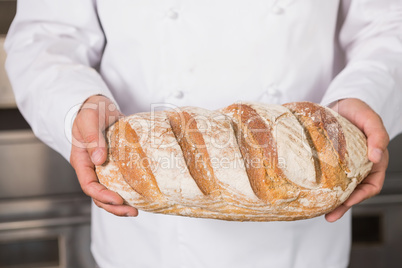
[
  {"x1": 325, "y1": 204, "x2": 349, "y2": 223},
  {"x1": 325, "y1": 150, "x2": 389, "y2": 222},
  {"x1": 76, "y1": 108, "x2": 108, "y2": 166},
  {"x1": 71, "y1": 142, "x2": 124, "y2": 205},
  {"x1": 93, "y1": 199, "x2": 139, "y2": 217},
  {"x1": 362, "y1": 116, "x2": 389, "y2": 163}
]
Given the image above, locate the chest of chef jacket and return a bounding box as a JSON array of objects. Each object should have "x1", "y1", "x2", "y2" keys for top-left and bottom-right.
[{"x1": 96, "y1": 0, "x2": 340, "y2": 114}]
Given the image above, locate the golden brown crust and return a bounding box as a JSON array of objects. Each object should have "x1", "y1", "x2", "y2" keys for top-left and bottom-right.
[
  {"x1": 283, "y1": 102, "x2": 349, "y2": 172},
  {"x1": 96, "y1": 102, "x2": 372, "y2": 222},
  {"x1": 283, "y1": 102, "x2": 350, "y2": 190},
  {"x1": 110, "y1": 120, "x2": 165, "y2": 201},
  {"x1": 221, "y1": 104, "x2": 300, "y2": 203},
  {"x1": 167, "y1": 110, "x2": 221, "y2": 197}
]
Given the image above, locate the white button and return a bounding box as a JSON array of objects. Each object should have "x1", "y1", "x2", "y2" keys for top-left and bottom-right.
[
  {"x1": 271, "y1": 6, "x2": 284, "y2": 15},
  {"x1": 172, "y1": 90, "x2": 184, "y2": 99},
  {"x1": 167, "y1": 9, "x2": 179, "y2": 20}
]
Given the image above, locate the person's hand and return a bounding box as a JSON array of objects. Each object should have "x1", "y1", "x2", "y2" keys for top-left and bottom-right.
[
  {"x1": 325, "y1": 98, "x2": 389, "y2": 222},
  {"x1": 70, "y1": 95, "x2": 139, "y2": 217}
]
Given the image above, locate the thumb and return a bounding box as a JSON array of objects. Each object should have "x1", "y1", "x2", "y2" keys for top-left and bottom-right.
[
  {"x1": 74, "y1": 95, "x2": 123, "y2": 166},
  {"x1": 361, "y1": 113, "x2": 389, "y2": 164},
  {"x1": 76, "y1": 109, "x2": 108, "y2": 166},
  {"x1": 90, "y1": 143, "x2": 107, "y2": 166}
]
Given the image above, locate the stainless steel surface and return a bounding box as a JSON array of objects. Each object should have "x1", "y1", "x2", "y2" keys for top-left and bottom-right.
[
  {"x1": 387, "y1": 133, "x2": 402, "y2": 173},
  {"x1": 0, "y1": 130, "x2": 83, "y2": 198},
  {"x1": 0, "y1": 221, "x2": 94, "y2": 268},
  {"x1": 0, "y1": 196, "x2": 93, "y2": 267},
  {"x1": 0, "y1": 195, "x2": 91, "y2": 231},
  {"x1": 349, "y1": 134, "x2": 402, "y2": 268},
  {"x1": 350, "y1": 197, "x2": 402, "y2": 268},
  {"x1": 0, "y1": 195, "x2": 90, "y2": 222},
  {"x1": 0, "y1": 128, "x2": 95, "y2": 267},
  {"x1": 357, "y1": 194, "x2": 402, "y2": 206},
  {"x1": 0, "y1": 215, "x2": 91, "y2": 231}
]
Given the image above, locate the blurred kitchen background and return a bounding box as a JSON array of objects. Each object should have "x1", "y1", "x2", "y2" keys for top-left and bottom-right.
[
  {"x1": 0, "y1": 1, "x2": 95, "y2": 267},
  {"x1": 0, "y1": 1, "x2": 401, "y2": 267}
]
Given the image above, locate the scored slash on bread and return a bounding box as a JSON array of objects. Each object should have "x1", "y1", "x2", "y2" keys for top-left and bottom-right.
[
  {"x1": 166, "y1": 110, "x2": 222, "y2": 198},
  {"x1": 221, "y1": 103, "x2": 301, "y2": 203},
  {"x1": 96, "y1": 102, "x2": 373, "y2": 221},
  {"x1": 110, "y1": 120, "x2": 165, "y2": 202},
  {"x1": 283, "y1": 102, "x2": 349, "y2": 190}
]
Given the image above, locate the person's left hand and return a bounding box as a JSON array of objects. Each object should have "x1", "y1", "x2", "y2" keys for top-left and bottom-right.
[{"x1": 325, "y1": 98, "x2": 389, "y2": 222}]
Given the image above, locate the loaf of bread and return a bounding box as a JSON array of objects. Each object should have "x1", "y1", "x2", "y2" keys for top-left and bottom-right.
[{"x1": 96, "y1": 102, "x2": 372, "y2": 221}]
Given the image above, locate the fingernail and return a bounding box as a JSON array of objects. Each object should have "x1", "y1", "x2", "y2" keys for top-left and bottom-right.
[
  {"x1": 126, "y1": 211, "x2": 138, "y2": 217},
  {"x1": 91, "y1": 149, "x2": 104, "y2": 165},
  {"x1": 371, "y1": 148, "x2": 383, "y2": 163}
]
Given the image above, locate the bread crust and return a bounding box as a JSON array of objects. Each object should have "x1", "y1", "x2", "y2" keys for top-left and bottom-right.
[
  {"x1": 221, "y1": 103, "x2": 300, "y2": 203},
  {"x1": 167, "y1": 109, "x2": 221, "y2": 197},
  {"x1": 96, "y1": 102, "x2": 373, "y2": 221},
  {"x1": 283, "y1": 102, "x2": 349, "y2": 190}
]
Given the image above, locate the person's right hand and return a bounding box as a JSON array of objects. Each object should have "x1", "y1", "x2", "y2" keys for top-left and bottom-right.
[{"x1": 70, "y1": 95, "x2": 139, "y2": 217}]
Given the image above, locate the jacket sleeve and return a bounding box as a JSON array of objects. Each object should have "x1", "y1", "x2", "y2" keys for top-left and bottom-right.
[
  {"x1": 4, "y1": 0, "x2": 117, "y2": 161},
  {"x1": 321, "y1": 0, "x2": 402, "y2": 140}
]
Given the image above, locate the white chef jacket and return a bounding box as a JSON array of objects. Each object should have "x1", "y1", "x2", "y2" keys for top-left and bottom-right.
[{"x1": 5, "y1": 0, "x2": 402, "y2": 267}]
